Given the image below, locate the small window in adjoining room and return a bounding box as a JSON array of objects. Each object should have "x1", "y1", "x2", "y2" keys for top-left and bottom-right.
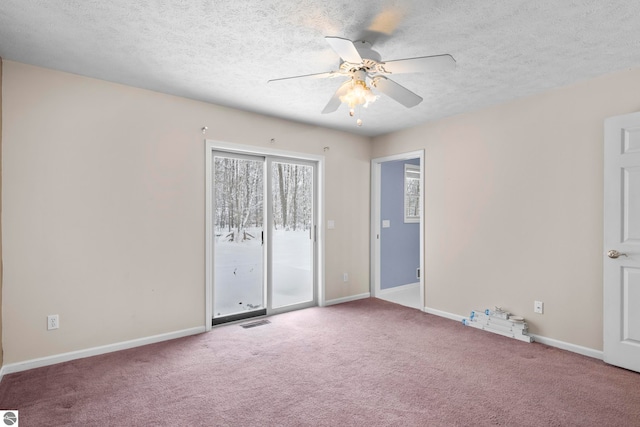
[{"x1": 404, "y1": 164, "x2": 420, "y2": 223}]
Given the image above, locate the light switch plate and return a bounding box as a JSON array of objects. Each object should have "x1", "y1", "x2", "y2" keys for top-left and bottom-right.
[{"x1": 382, "y1": 220, "x2": 391, "y2": 228}]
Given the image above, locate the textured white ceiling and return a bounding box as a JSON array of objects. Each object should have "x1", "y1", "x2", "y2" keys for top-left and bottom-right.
[{"x1": 1, "y1": 1, "x2": 640, "y2": 136}]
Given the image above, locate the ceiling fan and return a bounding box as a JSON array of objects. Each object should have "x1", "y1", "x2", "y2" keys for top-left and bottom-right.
[{"x1": 268, "y1": 36, "x2": 456, "y2": 126}]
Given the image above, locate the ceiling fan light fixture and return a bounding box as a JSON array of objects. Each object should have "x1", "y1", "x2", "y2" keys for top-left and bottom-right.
[
  {"x1": 339, "y1": 79, "x2": 378, "y2": 110},
  {"x1": 336, "y1": 70, "x2": 379, "y2": 127}
]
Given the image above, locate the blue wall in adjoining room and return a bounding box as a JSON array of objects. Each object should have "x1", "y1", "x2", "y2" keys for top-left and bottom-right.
[{"x1": 380, "y1": 158, "x2": 420, "y2": 290}]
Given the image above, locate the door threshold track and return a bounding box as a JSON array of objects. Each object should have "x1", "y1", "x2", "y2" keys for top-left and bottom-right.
[{"x1": 212, "y1": 308, "x2": 267, "y2": 326}]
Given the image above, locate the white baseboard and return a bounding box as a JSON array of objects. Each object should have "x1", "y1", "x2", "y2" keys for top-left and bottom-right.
[
  {"x1": 528, "y1": 334, "x2": 603, "y2": 360},
  {"x1": 424, "y1": 306, "x2": 465, "y2": 322},
  {"x1": 378, "y1": 282, "x2": 419, "y2": 296},
  {"x1": 324, "y1": 292, "x2": 370, "y2": 306},
  {"x1": 1, "y1": 326, "x2": 206, "y2": 377},
  {"x1": 424, "y1": 306, "x2": 603, "y2": 360}
]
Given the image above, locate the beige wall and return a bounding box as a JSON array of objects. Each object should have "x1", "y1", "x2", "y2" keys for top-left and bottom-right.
[
  {"x1": 2, "y1": 61, "x2": 371, "y2": 364},
  {"x1": 373, "y1": 68, "x2": 640, "y2": 350},
  {"x1": 5, "y1": 59, "x2": 637, "y2": 365}
]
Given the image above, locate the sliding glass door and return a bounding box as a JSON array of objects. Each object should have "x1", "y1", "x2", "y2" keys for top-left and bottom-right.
[
  {"x1": 213, "y1": 153, "x2": 265, "y2": 323},
  {"x1": 269, "y1": 159, "x2": 315, "y2": 309},
  {"x1": 211, "y1": 152, "x2": 316, "y2": 325}
]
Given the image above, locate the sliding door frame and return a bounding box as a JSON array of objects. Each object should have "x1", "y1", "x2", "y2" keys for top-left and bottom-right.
[{"x1": 205, "y1": 140, "x2": 325, "y2": 331}]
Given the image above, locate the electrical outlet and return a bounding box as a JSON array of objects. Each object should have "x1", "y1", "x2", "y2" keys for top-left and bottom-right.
[
  {"x1": 343, "y1": 273, "x2": 349, "y2": 282},
  {"x1": 47, "y1": 314, "x2": 59, "y2": 330},
  {"x1": 534, "y1": 301, "x2": 544, "y2": 314}
]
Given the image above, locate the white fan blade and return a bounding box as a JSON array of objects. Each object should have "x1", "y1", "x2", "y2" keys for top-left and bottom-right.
[
  {"x1": 268, "y1": 71, "x2": 337, "y2": 83},
  {"x1": 380, "y1": 54, "x2": 456, "y2": 74},
  {"x1": 325, "y1": 36, "x2": 363, "y2": 64},
  {"x1": 371, "y1": 76, "x2": 422, "y2": 108},
  {"x1": 321, "y1": 81, "x2": 351, "y2": 114}
]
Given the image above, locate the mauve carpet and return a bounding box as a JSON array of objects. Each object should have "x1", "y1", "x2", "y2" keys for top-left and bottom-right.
[{"x1": 1, "y1": 298, "x2": 639, "y2": 426}]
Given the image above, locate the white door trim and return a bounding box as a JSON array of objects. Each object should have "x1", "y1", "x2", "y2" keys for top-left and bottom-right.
[
  {"x1": 205, "y1": 140, "x2": 325, "y2": 331},
  {"x1": 370, "y1": 150, "x2": 425, "y2": 309}
]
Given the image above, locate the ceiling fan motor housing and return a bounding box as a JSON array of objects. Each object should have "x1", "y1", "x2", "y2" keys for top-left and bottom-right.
[{"x1": 341, "y1": 41, "x2": 382, "y2": 75}]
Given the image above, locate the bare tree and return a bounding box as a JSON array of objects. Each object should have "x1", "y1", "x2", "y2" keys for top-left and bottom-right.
[
  {"x1": 276, "y1": 163, "x2": 287, "y2": 229},
  {"x1": 215, "y1": 158, "x2": 313, "y2": 238},
  {"x1": 291, "y1": 165, "x2": 299, "y2": 230}
]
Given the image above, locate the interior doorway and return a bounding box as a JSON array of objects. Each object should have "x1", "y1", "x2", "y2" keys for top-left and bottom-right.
[
  {"x1": 371, "y1": 151, "x2": 425, "y2": 310},
  {"x1": 205, "y1": 141, "x2": 323, "y2": 328}
]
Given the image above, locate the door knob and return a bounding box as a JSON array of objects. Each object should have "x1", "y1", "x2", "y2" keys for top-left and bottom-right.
[{"x1": 607, "y1": 250, "x2": 628, "y2": 259}]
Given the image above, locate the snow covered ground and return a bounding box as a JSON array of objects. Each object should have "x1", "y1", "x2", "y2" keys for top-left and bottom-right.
[{"x1": 214, "y1": 228, "x2": 313, "y2": 317}]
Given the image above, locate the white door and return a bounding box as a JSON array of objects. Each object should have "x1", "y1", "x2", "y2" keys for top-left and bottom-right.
[{"x1": 603, "y1": 111, "x2": 640, "y2": 373}]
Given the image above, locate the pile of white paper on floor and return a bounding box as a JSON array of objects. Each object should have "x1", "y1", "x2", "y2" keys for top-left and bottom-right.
[{"x1": 462, "y1": 307, "x2": 533, "y2": 343}]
